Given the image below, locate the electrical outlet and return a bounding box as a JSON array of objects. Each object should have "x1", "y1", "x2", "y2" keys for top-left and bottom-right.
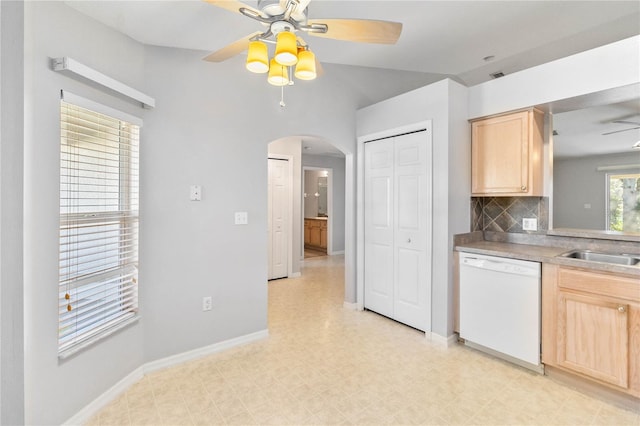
[
  {"x1": 202, "y1": 296, "x2": 212, "y2": 311},
  {"x1": 190, "y1": 185, "x2": 202, "y2": 201},
  {"x1": 234, "y1": 211, "x2": 248, "y2": 225},
  {"x1": 522, "y1": 218, "x2": 537, "y2": 231}
]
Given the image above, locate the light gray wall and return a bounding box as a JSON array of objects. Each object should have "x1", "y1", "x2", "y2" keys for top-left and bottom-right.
[
  {"x1": 554, "y1": 152, "x2": 640, "y2": 229},
  {"x1": 468, "y1": 35, "x2": 640, "y2": 119},
  {"x1": 23, "y1": 2, "x2": 147, "y2": 424},
  {"x1": 26, "y1": 1, "x2": 638, "y2": 421},
  {"x1": 139, "y1": 41, "x2": 434, "y2": 361},
  {"x1": 1, "y1": 1, "x2": 25, "y2": 424},
  {"x1": 20, "y1": 2, "x2": 444, "y2": 417},
  {"x1": 303, "y1": 155, "x2": 346, "y2": 253},
  {"x1": 356, "y1": 79, "x2": 470, "y2": 338}
]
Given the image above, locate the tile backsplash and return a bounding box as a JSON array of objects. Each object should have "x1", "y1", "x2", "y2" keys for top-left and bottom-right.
[{"x1": 471, "y1": 197, "x2": 549, "y2": 233}]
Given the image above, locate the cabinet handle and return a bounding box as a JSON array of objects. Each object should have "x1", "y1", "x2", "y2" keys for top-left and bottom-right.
[
  {"x1": 618, "y1": 305, "x2": 627, "y2": 313},
  {"x1": 407, "y1": 238, "x2": 412, "y2": 243},
  {"x1": 521, "y1": 185, "x2": 527, "y2": 191}
]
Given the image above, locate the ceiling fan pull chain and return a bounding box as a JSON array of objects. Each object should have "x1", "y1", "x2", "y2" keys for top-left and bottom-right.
[{"x1": 280, "y1": 84, "x2": 286, "y2": 108}]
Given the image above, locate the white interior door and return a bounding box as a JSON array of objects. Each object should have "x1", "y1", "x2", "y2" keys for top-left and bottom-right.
[
  {"x1": 268, "y1": 158, "x2": 289, "y2": 280},
  {"x1": 393, "y1": 131, "x2": 431, "y2": 331},
  {"x1": 364, "y1": 139, "x2": 394, "y2": 317}
]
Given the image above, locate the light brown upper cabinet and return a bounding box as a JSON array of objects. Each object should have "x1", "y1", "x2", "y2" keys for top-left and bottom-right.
[{"x1": 471, "y1": 108, "x2": 544, "y2": 196}]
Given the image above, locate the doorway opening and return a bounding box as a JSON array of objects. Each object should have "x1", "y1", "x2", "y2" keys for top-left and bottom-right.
[
  {"x1": 267, "y1": 136, "x2": 347, "y2": 281},
  {"x1": 303, "y1": 167, "x2": 332, "y2": 259}
]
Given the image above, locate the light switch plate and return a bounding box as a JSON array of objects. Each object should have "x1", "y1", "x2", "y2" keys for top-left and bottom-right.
[{"x1": 522, "y1": 218, "x2": 537, "y2": 231}]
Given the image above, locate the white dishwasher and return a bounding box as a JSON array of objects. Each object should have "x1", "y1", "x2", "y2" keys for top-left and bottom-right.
[{"x1": 459, "y1": 252, "x2": 542, "y2": 373}]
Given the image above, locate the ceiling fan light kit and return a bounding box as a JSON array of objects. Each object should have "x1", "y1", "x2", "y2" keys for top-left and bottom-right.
[
  {"x1": 274, "y1": 31, "x2": 299, "y2": 66},
  {"x1": 294, "y1": 49, "x2": 316, "y2": 80},
  {"x1": 267, "y1": 58, "x2": 289, "y2": 86},
  {"x1": 246, "y1": 40, "x2": 269, "y2": 73},
  {"x1": 204, "y1": 0, "x2": 402, "y2": 103}
]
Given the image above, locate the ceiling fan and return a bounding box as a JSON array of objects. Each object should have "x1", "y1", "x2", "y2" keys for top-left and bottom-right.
[
  {"x1": 202, "y1": 0, "x2": 402, "y2": 85},
  {"x1": 602, "y1": 120, "x2": 640, "y2": 135}
]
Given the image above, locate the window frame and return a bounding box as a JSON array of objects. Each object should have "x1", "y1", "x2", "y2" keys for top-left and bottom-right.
[
  {"x1": 605, "y1": 171, "x2": 640, "y2": 233},
  {"x1": 58, "y1": 91, "x2": 141, "y2": 358}
]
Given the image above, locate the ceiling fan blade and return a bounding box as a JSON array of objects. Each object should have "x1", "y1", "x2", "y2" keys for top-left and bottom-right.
[
  {"x1": 602, "y1": 126, "x2": 640, "y2": 136},
  {"x1": 203, "y1": 31, "x2": 262, "y2": 62},
  {"x1": 306, "y1": 19, "x2": 402, "y2": 44},
  {"x1": 203, "y1": 0, "x2": 263, "y2": 17}
]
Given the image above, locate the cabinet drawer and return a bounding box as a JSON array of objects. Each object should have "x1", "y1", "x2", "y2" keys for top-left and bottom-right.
[{"x1": 558, "y1": 267, "x2": 640, "y2": 302}]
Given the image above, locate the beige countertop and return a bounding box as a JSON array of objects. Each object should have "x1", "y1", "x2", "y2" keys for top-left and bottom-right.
[{"x1": 456, "y1": 240, "x2": 640, "y2": 277}]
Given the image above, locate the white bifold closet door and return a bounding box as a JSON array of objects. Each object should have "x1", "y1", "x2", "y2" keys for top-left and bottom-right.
[{"x1": 364, "y1": 129, "x2": 432, "y2": 331}]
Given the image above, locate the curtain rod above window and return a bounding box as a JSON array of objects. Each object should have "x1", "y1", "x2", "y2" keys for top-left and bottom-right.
[{"x1": 52, "y1": 57, "x2": 155, "y2": 109}]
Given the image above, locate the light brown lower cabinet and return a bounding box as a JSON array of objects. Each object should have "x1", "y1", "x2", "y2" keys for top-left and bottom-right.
[
  {"x1": 542, "y1": 264, "x2": 640, "y2": 398},
  {"x1": 304, "y1": 219, "x2": 327, "y2": 251}
]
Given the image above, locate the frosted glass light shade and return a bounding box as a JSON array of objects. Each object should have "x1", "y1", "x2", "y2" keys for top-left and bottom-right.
[
  {"x1": 274, "y1": 31, "x2": 298, "y2": 66},
  {"x1": 267, "y1": 59, "x2": 289, "y2": 86},
  {"x1": 294, "y1": 49, "x2": 316, "y2": 80},
  {"x1": 246, "y1": 41, "x2": 269, "y2": 73}
]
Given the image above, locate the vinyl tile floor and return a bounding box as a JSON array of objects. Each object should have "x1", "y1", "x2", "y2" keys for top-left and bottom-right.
[{"x1": 88, "y1": 255, "x2": 639, "y2": 425}]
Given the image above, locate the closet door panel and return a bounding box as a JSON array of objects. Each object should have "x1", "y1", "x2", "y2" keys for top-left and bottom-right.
[
  {"x1": 393, "y1": 131, "x2": 430, "y2": 331},
  {"x1": 364, "y1": 139, "x2": 394, "y2": 317},
  {"x1": 363, "y1": 126, "x2": 432, "y2": 332}
]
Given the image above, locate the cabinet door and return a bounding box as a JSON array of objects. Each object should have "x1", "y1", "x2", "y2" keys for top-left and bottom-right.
[
  {"x1": 304, "y1": 221, "x2": 311, "y2": 245},
  {"x1": 309, "y1": 223, "x2": 321, "y2": 247},
  {"x1": 320, "y1": 224, "x2": 327, "y2": 249},
  {"x1": 471, "y1": 111, "x2": 529, "y2": 195},
  {"x1": 557, "y1": 290, "x2": 629, "y2": 388}
]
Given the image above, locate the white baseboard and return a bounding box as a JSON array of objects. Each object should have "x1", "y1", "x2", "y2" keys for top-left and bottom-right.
[
  {"x1": 288, "y1": 272, "x2": 301, "y2": 278},
  {"x1": 426, "y1": 332, "x2": 457, "y2": 348},
  {"x1": 144, "y1": 329, "x2": 268, "y2": 374},
  {"x1": 330, "y1": 250, "x2": 345, "y2": 255},
  {"x1": 343, "y1": 301, "x2": 358, "y2": 310},
  {"x1": 63, "y1": 329, "x2": 269, "y2": 425},
  {"x1": 63, "y1": 366, "x2": 144, "y2": 426}
]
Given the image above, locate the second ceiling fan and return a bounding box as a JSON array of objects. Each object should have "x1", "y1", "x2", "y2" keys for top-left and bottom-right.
[{"x1": 203, "y1": 0, "x2": 402, "y2": 85}]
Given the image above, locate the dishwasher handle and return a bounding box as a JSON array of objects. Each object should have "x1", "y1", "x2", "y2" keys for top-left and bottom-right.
[{"x1": 461, "y1": 255, "x2": 540, "y2": 277}]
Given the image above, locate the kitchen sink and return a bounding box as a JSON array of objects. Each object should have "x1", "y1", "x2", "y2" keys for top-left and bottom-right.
[{"x1": 559, "y1": 250, "x2": 640, "y2": 266}]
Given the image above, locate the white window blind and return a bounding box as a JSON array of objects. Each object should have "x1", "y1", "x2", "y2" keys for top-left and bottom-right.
[{"x1": 59, "y1": 96, "x2": 140, "y2": 357}]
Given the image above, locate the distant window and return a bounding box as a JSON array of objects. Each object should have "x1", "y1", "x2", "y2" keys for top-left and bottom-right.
[
  {"x1": 606, "y1": 173, "x2": 640, "y2": 233},
  {"x1": 59, "y1": 97, "x2": 140, "y2": 357}
]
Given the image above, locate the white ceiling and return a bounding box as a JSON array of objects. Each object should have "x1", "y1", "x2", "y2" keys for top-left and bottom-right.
[
  {"x1": 65, "y1": 0, "x2": 640, "y2": 86},
  {"x1": 63, "y1": 0, "x2": 640, "y2": 158}
]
